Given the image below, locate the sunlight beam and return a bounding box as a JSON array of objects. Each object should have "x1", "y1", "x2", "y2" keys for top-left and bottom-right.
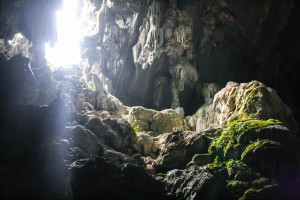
[{"x1": 45, "y1": 0, "x2": 99, "y2": 68}]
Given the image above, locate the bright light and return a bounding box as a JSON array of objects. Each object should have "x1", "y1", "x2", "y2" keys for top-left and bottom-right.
[{"x1": 45, "y1": 0, "x2": 99, "y2": 68}]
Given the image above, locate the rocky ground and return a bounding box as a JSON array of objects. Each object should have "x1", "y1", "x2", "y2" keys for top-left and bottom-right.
[
  {"x1": 1, "y1": 0, "x2": 300, "y2": 200},
  {"x1": 0, "y1": 60, "x2": 299, "y2": 200}
]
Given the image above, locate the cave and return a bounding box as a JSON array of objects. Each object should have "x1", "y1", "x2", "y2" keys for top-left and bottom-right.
[{"x1": 0, "y1": 0, "x2": 300, "y2": 200}]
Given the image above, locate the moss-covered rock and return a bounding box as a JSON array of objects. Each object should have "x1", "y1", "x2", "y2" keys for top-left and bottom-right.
[
  {"x1": 189, "y1": 153, "x2": 214, "y2": 167},
  {"x1": 208, "y1": 119, "x2": 278, "y2": 160},
  {"x1": 192, "y1": 81, "x2": 298, "y2": 132},
  {"x1": 240, "y1": 185, "x2": 281, "y2": 200}
]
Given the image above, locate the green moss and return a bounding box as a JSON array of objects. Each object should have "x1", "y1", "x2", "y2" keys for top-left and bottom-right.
[
  {"x1": 192, "y1": 153, "x2": 213, "y2": 166},
  {"x1": 251, "y1": 178, "x2": 270, "y2": 188},
  {"x1": 156, "y1": 151, "x2": 164, "y2": 165},
  {"x1": 226, "y1": 159, "x2": 258, "y2": 181},
  {"x1": 156, "y1": 173, "x2": 167, "y2": 177},
  {"x1": 231, "y1": 81, "x2": 265, "y2": 120},
  {"x1": 226, "y1": 180, "x2": 251, "y2": 198},
  {"x1": 209, "y1": 119, "x2": 278, "y2": 160},
  {"x1": 241, "y1": 140, "x2": 274, "y2": 160},
  {"x1": 240, "y1": 185, "x2": 275, "y2": 200}
]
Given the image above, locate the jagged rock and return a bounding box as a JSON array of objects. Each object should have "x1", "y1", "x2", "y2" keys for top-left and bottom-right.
[
  {"x1": 102, "y1": 118, "x2": 136, "y2": 153},
  {"x1": 79, "y1": 0, "x2": 300, "y2": 120},
  {"x1": 162, "y1": 165, "x2": 225, "y2": 200},
  {"x1": 69, "y1": 125, "x2": 102, "y2": 160},
  {"x1": 84, "y1": 117, "x2": 136, "y2": 154},
  {"x1": 156, "y1": 130, "x2": 210, "y2": 173},
  {"x1": 70, "y1": 157, "x2": 167, "y2": 200},
  {"x1": 202, "y1": 83, "x2": 220, "y2": 104},
  {"x1": 193, "y1": 81, "x2": 298, "y2": 132},
  {"x1": 128, "y1": 106, "x2": 183, "y2": 135},
  {"x1": 84, "y1": 74, "x2": 128, "y2": 117},
  {"x1": 175, "y1": 107, "x2": 185, "y2": 120},
  {"x1": 132, "y1": 132, "x2": 154, "y2": 156}
]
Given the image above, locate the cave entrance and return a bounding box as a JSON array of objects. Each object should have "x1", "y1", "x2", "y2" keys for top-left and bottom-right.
[{"x1": 45, "y1": 0, "x2": 99, "y2": 69}]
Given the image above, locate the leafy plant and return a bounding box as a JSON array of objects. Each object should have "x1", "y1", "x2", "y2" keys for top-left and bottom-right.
[{"x1": 134, "y1": 124, "x2": 140, "y2": 132}]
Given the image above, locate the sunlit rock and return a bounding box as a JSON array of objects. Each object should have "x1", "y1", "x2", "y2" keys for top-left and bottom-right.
[
  {"x1": 193, "y1": 81, "x2": 298, "y2": 132},
  {"x1": 128, "y1": 106, "x2": 183, "y2": 135}
]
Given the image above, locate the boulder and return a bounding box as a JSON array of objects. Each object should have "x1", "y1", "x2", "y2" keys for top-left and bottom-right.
[
  {"x1": 193, "y1": 81, "x2": 298, "y2": 132},
  {"x1": 70, "y1": 157, "x2": 167, "y2": 200},
  {"x1": 132, "y1": 132, "x2": 154, "y2": 156},
  {"x1": 128, "y1": 106, "x2": 157, "y2": 131},
  {"x1": 102, "y1": 118, "x2": 136, "y2": 153},
  {"x1": 69, "y1": 125, "x2": 102, "y2": 160},
  {"x1": 156, "y1": 130, "x2": 210, "y2": 173},
  {"x1": 162, "y1": 166, "x2": 225, "y2": 200},
  {"x1": 151, "y1": 109, "x2": 183, "y2": 134},
  {"x1": 128, "y1": 106, "x2": 183, "y2": 135}
]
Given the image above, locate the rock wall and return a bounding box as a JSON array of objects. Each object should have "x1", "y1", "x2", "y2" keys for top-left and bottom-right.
[{"x1": 81, "y1": 0, "x2": 299, "y2": 119}]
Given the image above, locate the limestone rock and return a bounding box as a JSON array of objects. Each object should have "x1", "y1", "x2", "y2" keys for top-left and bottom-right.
[
  {"x1": 156, "y1": 130, "x2": 210, "y2": 173},
  {"x1": 202, "y1": 83, "x2": 220, "y2": 104},
  {"x1": 151, "y1": 109, "x2": 183, "y2": 134},
  {"x1": 132, "y1": 132, "x2": 154, "y2": 156},
  {"x1": 193, "y1": 81, "x2": 298, "y2": 132},
  {"x1": 128, "y1": 106, "x2": 183, "y2": 135},
  {"x1": 102, "y1": 118, "x2": 136, "y2": 153},
  {"x1": 69, "y1": 125, "x2": 102, "y2": 160},
  {"x1": 84, "y1": 74, "x2": 128, "y2": 117},
  {"x1": 162, "y1": 166, "x2": 225, "y2": 200}
]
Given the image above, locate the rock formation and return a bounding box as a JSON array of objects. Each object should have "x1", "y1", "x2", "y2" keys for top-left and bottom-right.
[{"x1": 0, "y1": 0, "x2": 300, "y2": 200}]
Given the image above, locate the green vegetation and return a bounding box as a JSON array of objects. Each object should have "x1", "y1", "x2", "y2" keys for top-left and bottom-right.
[
  {"x1": 241, "y1": 140, "x2": 275, "y2": 160},
  {"x1": 133, "y1": 124, "x2": 140, "y2": 132},
  {"x1": 209, "y1": 119, "x2": 278, "y2": 160},
  {"x1": 229, "y1": 81, "x2": 265, "y2": 121}
]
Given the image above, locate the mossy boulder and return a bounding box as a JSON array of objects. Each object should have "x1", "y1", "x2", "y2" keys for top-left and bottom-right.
[
  {"x1": 187, "y1": 153, "x2": 214, "y2": 167},
  {"x1": 241, "y1": 139, "x2": 297, "y2": 177},
  {"x1": 207, "y1": 119, "x2": 298, "y2": 178},
  {"x1": 208, "y1": 119, "x2": 279, "y2": 160},
  {"x1": 192, "y1": 81, "x2": 298, "y2": 132},
  {"x1": 240, "y1": 185, "x2": 282, "y2": 200}
]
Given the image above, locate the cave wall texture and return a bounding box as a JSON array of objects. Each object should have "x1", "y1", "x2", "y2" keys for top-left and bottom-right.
[
  {"x1": 0, "y1": 0, "x2": 300, "y2": 119},
  {"x1": 79, "y1": 0, "x2": 300, "y2": 120}
]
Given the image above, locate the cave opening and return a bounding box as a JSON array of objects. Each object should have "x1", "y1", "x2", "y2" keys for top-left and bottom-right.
[{"x1": 45, "y1": 0, "x2": 99, "y2": 69}]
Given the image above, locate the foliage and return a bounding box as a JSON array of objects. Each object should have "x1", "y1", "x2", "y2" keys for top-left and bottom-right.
[
  {"x1": 241, "y1": 140, "x2": 273, "y2": 160},
  {"x1": 209, "y1": 119, "x2": 278, "y2": 159},
  {"x1": 134, "y1": 124, "x2": 140, "y2": 132}
]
